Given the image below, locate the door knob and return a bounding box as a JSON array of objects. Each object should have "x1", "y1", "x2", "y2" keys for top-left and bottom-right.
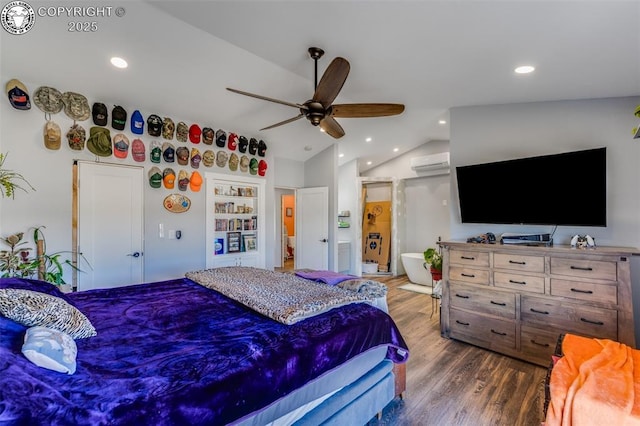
[
  {"x1": 128, "y1": 252, "x2": 142, "y2": 258},
  {"x1": 319, "y1": 239, "x2": 328, "y2": 243}
]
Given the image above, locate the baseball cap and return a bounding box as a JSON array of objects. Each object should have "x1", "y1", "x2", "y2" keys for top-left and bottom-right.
[
  {"x1": 131, "y1": 139, "x2": 145, "y2": 162},
  {"x1": 189, "y1": 124, "x2": 201, "y2": 143},
  {"x1": 176, "y1": 146, "x2": 189, "y2": 165},
  {"x1": 258, "y1": 159, "x2": 268, "y2": 176},
  {"x1": 202, "y1": 127, "x2": 214, "y2": 145},
  {"x1": 215, "y1": 129, "x2": 226, "y2": 147},
  {"x1": 148, "y1": 167, "x2": 162, "y2": 188},
  {"x1": 112, "y1": 106, "x2": 127, "y2": 130},
  {"x1": 228, "y1": 133, "x2": 238, "y2": 151},
  {"x1": 190, "y1": 171, "x2": 203, "y2": 192},
  {"x1": 178, "y1": 170, "x2": 190, "y2": 191},
  {"x1": 216, "y1": 151, "x2": 228, "y2": 168},
  {"x1": 162, "y1": 142, "x2": 175, "y2": 162},
  {"x1": 176, "y1": 122, "x2": 188, "y2": 142},
  {"x1": 43, "y1": 121, "x2": 61, "y2": 150},
  {"x1": 66, "y1": 124, "x2": 86, "y2": 151},
  {"x1": 113, "y1": 133, "x2": 130, "y2": 159},
  {"x1": 203, "y1": 150, "x2": 215, "y2": 167},
  {"x1": 249, "y1": 157, "x2": 259, "y2": 175},
  {"x1": 258, "y1": 140, "x2": 267, "y2": 157},
  {"x1": 131, "y1": 110, "x2": 144, "y2": 134},
  {"x1": 249, "y1": 138, "x2": 258, "y2": 155},
  {"x1": 228, "y1": 153, "x2": 239, "y2": 171},
  {"x1": 33, "y1": 86, "x2": 63, "y2": 114},
  {"x1": 147, "y1": 114, "x2": 163, "y2": 137},
  {"x1": 163, "y1": 168, "x2": 176, "y2": 189},
  {"x1": 238, "y1": 136, "x2": 249, "y2": 153},
  {"x1": 92, "y1": 103, "x2": 108, "y2": 126},
  {"x1": 163, "y1": 117, "x2": 175, "y2": 140},
  {"x1": 239, "y1": 155, "x2": 250, "y2": 172},
  {"x1": 190, "y1": 148, "x2": 201, "y2": 169},
  {"x1": 150, "y1": 141, "x2": 162, "y2": 163},
  {"x1": 87, "y1": 127, "x2": 112, "y2": 157},
  {"x1": 6, "y1": 79, "x2": 31, "y2": 110}
]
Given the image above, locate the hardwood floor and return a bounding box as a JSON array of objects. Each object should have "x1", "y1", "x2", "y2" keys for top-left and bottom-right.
[{"x1": 368, "y1": 275, "x2": 547, "y2": 426}]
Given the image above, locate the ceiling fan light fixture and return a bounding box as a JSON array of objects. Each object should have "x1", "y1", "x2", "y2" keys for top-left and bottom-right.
[{"x1": 515, "y1": 65, "x2": 535, "y2": 74}]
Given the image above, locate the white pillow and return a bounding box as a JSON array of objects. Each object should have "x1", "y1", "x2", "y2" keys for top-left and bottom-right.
[{"x1": 22, "y1": 326, "x2": 77, "y2": 374}]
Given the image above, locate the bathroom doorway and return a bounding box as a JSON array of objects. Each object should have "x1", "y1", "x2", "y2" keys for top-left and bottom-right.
[{"x1": 281, "y1": 193, "x2": 295, "y2": 270}]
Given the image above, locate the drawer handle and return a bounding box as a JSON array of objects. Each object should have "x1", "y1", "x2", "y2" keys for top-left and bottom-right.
[
  {"x1": 580, "y1": 317, "x2": 604, "y2": 326},
  {"x1": 461, "y1": 273, "x2": 476, "y2": 278},
  {"x1": 461, "y1": 256, "x2": 475, "y2": 260},
  {"x1": 509, "y1": 260, "x2": 526, "y2": 265},
  {"x1": 456, "y1": 320, "x2": 470, "y2": 326},
  {"x1": 455, "y1": 294, "x2": 470, "y2": 299},
  {"x1": 530, "y1": 308, "x2": 549, "y2": 315},
  {"x1": 570, "y1": 288, "x2": 594, "y2": 294},
  {"x1": 531, "y1": 339, "x2": 550, "y2": 348},
  {"x1": 491, "y1": 329, "x2": 507, "y2": 336},
  {"x1": 570, "y1": 266, "x2": 593, "y2": 271},
  {"x1": 509, "y1": 279, "x2": 527, "y2": 285},
  {"x1": 490, "y1": 301, "x2": 506, "y2": 306}
]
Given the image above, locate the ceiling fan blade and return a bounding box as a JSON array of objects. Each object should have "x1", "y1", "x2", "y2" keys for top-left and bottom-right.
[
  {"x1": 319, "y1": 116, "x2": 345, "y2": 139},
  {"x1": 260, "y1": 114, "x2": 305, "y2": 131},
  {"x1": 313, "y1": 57, "x2": 350, "y2": 107},
  {"x1": 227, "y1": 88, "x2": 307, "y2": 110},
  {"x1": 331, "y1": 103, "x2": 405, "y2": 118}
]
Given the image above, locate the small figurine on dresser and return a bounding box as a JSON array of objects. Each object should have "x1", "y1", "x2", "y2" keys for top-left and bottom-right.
[{"x1": 570, "y1": 234, "x2": 595, "y2": 248}]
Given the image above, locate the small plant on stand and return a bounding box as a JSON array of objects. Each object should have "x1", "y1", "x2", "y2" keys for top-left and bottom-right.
[{"x1": 423, "y1": 247, "x2": 443, "y2": 297}]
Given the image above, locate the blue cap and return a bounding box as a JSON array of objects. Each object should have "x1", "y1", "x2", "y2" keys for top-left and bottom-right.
[{"x1": 131, "y1": 110, "x2": 144, "y2": 134}]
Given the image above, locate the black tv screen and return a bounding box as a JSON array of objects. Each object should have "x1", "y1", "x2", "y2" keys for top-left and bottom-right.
[{"x1": 456, "y1": 147, "x2": 606, "y2": 227}]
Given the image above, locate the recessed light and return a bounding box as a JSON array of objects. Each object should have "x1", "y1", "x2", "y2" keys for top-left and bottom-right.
[
  {"x1": 438, "y1": 120, "x2": 447, "y2": 125},
  {"x1": 366, "y1": 161, "x2": 372, "y2": 165},
  {"x1": 393, "y1": 148, "x2": 399, "y2": 152},
  {"x1": 339, "y1": 153, "x2": 344, "y2": 158},
  {"x1": 320, "y1": 128, "x2": 325, "y2": 133},
  {"x1": 365, "y1": 137, "x2": 372, "y2": 142},
  {"x1": 110, "y1": 57, "x2": 128, "y2": 68},
  {"x1": 514, "y1": 65, "x2": 535, "y2": 74},
  {"x1": 304, "y1": 145, "x2": 313, "y2": 151}
]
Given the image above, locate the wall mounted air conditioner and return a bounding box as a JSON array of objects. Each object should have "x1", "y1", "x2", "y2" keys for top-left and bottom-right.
[{"x1": 410, "y1": 152, "x2": 450, "y2": 176}]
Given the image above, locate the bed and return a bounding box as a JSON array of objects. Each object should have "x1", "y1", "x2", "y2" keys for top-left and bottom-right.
[
  {"x1": 544, "y1": 333, "x2": 640, "y2": 425},
  {"x1": 0, "y1": 267, "x2": 409, "y2": 425}
]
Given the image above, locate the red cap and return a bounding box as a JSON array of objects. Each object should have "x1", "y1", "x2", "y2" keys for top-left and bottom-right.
[
  {"x1": 228, "y1": 132, "x2": 238, "y2": 150},
  {"x1": 258, "y1": 159, "x2": 268, "y2": 176},
  {"x1": 189, "y1": 124, "x2": 201, "y2": 143}
]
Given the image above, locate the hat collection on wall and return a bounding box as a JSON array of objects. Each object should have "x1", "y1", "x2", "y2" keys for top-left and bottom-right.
[{"x1": 6, "y1": 79, "x2": 270, "y2": 195}]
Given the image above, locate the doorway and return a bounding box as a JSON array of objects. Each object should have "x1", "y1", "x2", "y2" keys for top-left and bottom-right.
[{"x1": 281, "y1": 193, "x2": 295, "y2": 271}]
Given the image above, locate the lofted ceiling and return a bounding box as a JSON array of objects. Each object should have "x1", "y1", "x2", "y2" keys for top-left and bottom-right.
[{"x1": 2, "y1": 1, "x2": 639, "y2": 172}]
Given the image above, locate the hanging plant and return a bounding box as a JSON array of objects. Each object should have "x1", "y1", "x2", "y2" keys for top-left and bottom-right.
[{"x1": 0, "y1": 152, "x2": 35, "y2": 198}]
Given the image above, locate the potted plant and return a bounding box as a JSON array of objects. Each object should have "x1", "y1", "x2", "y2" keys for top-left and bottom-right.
[{"x1": 423, "y1": 247, "x2": 443, "y2": 281}]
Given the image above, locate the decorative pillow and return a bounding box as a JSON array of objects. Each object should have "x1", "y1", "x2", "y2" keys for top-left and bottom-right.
[
  {"x1": 0, "y1": 277, "x2": 76, "y2": 306},
  {"x1": 0, "y1": 289, "x2": 96, "y2": 339},
  {"x1": 22, "y1": 326, "x2": 77, "y2": 374}
]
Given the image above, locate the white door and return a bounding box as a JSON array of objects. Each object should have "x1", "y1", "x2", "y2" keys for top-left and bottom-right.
[
  {"x1": 77, "y1": 162, "x2": 144, "y2": 290},
  {"x1": 295, "y1": 186, "x2": 329, "y2": 270}
]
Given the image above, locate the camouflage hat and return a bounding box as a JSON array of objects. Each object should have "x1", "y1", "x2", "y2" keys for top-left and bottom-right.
[
  {"x1": 216, "y1": 150, "x2": 228, "y2": 168},
  {"x1": 238, "y1": 136, "x2": 249, "y2": 153},
  {"x1": 202, "y1": 127, "x2": 214, "y2": 145},
  {"x1": 202, "y1": 150, "x2": 215, "y2": 167},
  {"x1": 176, "y1": 121, "x2": 188, "y2": 142},
  {"x1": 61, "y1": 91, "x2": 90, "y2": 121},
  {"x1": 249, "y1": 157, "x2": 259, "y2": 175},
  {"x1": 33, "y1": 86, "x2": 63, "y2": 114},
  {"x1": 176, "y1": 146, "x2": 189, "y2": 165},
  {"x1": 163, "y1": 117, "x2": 175, "y2": 140},
  {"x1": 190, "y1": 148, "x2": 201, "y2": 169},
  {"x1": 66, "y1": 124, "x2": 86, "y2": 151},
  {"x1": 228, "y1": 153, "x2": 239, "y2": 171},
  {"x1": 178, "y1": 170, "x2": 190, "y2": 191},
  {"x1": 43, "y1": 120, "x2": 61, "y2": 150},
  {"x1": 239, "y1": 155, "x2": 250, "y2": 172},
  {"x1": 215, "y1": 129, "x2": 227, "y2": 148},
  {"x1": 150, "y1": 140, "x2": 162, "y2": 163},
  {"x1": 87, "y1": 126, "x2": 112, "y2": 157}
]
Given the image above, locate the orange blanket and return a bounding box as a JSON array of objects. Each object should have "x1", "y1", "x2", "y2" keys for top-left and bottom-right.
[{"x1": 546, "y1": 333, "x2": 640, "y2": 426}]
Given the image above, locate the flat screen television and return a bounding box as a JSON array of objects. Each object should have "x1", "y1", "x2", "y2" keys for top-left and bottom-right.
[{"x1": 455, "y1": 147, "x2": 606, "y2": 227}]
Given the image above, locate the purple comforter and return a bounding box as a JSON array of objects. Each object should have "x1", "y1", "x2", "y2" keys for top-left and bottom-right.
[{"x1": 0, "y1": 278, "x2": 408, "y2": 425}]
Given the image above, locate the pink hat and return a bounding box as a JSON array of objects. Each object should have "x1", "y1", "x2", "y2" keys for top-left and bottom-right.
[{"x1": 132, "y1": 139, "x2": 145, "y2": 162}]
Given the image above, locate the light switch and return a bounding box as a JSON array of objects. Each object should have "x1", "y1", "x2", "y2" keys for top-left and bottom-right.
[{"x1": 159, "y1": 223, "x2": 164, "y2": 238}]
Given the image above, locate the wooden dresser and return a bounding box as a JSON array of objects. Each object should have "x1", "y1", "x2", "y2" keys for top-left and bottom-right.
[{"x1": 439, "y1": 241, "x2": 638, "y2": 366}]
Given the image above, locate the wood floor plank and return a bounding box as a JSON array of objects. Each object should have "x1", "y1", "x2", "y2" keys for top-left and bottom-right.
[{"x1": 367, "y1": 275, "x2": 546, "y2": 425}]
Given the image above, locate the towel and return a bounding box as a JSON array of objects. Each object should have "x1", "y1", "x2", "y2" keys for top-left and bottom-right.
[{"x1": 295, "y1": 270, "x2": 357, "y2": 286}]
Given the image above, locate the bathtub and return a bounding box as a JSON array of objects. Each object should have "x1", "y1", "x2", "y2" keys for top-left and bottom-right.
[{"x1": 400, "y1": 253, "x2": 430, "y2": 285}]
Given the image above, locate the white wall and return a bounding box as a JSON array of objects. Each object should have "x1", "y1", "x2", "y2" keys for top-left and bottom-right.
[
  {"x1": 449, "y1": 96, "x2": 640, "y2": 343},
  {"x1": 338, "y1": 159, "x2": 359, "y2": 273}
]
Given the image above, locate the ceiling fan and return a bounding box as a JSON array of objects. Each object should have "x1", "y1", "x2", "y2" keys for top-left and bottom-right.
[{"x1": 226, "y1": 47, "x2": 405, "y2": 139}]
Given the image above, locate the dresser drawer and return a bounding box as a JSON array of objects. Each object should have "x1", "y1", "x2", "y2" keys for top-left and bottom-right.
[
  {"x1": 550, "y1": 257, "x2": 617, "y2": 281},
  {"x1": 494, "y1": 253, "x2": 545, "y2": 273},
  {"x1": 450, "y1": 282, "x2": 515, "y2": 319},
  {"x1": 450, "y1": 308, "x2": 516, "y2": 350},
  {"x1": 550, "y1": 278, "x2": 617, "y2": 305},
  {"x1": 494, "y1": 271, "x2": 545, "y2": 294},
  {"x1": 449, "y1": 250, "x2": 489, "y2": 267},
  {"x1": 449, "y1": 266, "x2": 490, "y2": 285},
  {"x1": 521, "y1": 296, "x2": 617, "y2": 340},
  {"x1": 520, "y1": 325, "x2": 562, "y2": 366}
]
